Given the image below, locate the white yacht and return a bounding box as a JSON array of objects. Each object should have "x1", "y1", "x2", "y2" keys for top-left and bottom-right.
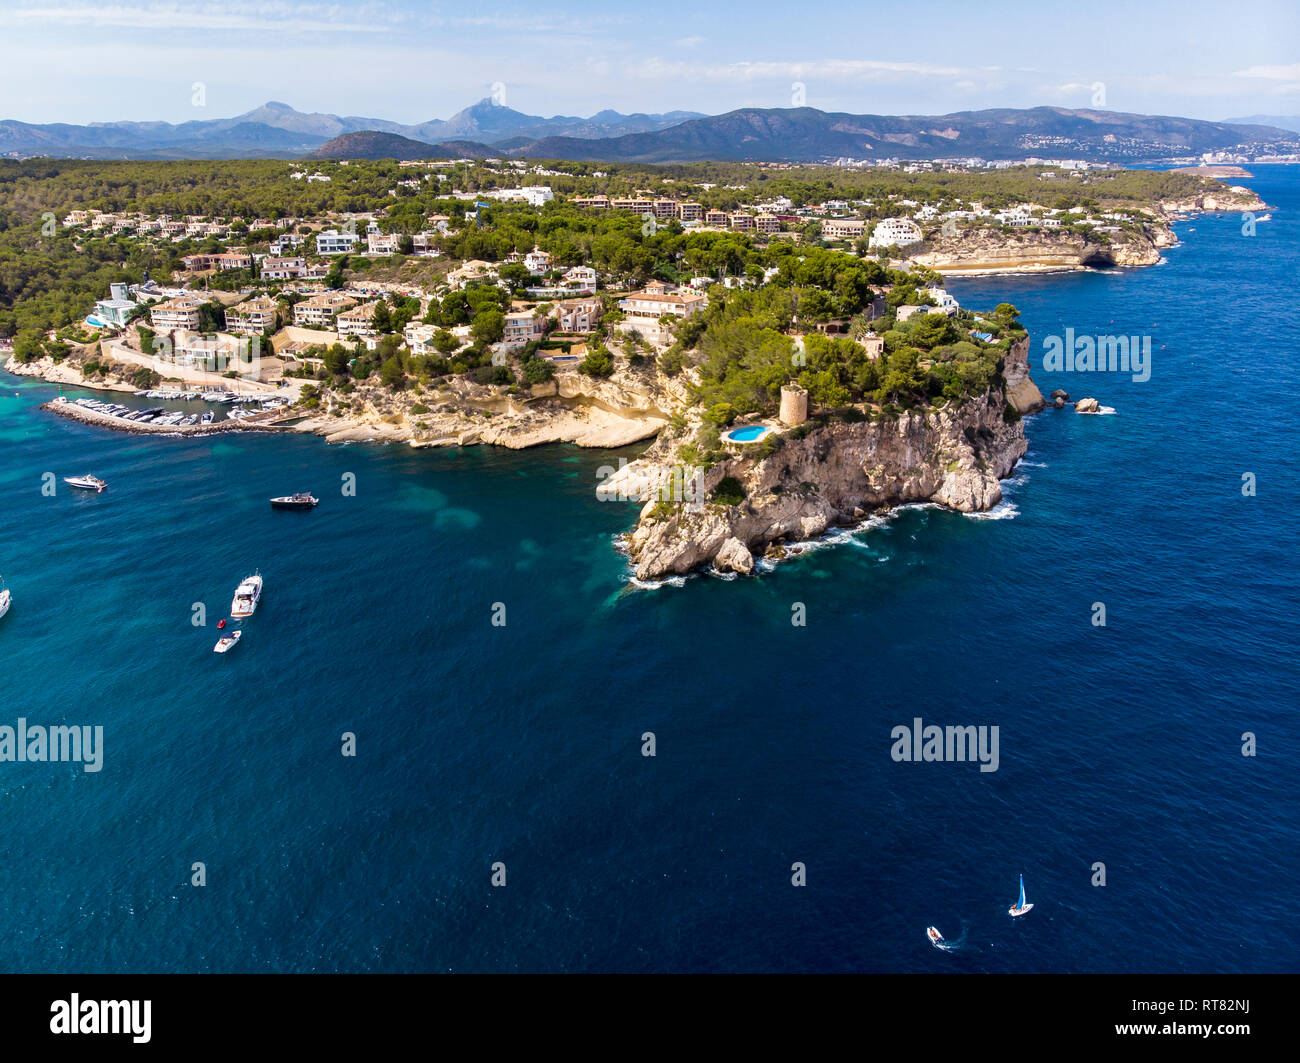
[
  {"x1": 0, "y1": 577, "x2": 10, "y2": 621},
  {"x1": 230, "y1": 573, "x2": 263, "y2": 618},
  {"x1": 213, "y1": 630, "x2": 242, "y2": 654},
  {"x1": 64, "y1": 474, "x2": 107, "y2": 492}
]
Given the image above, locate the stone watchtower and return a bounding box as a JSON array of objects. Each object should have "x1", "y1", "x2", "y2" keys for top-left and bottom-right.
[{"x1": 779, "y1": 383, "x2": 808, "y2": 427}]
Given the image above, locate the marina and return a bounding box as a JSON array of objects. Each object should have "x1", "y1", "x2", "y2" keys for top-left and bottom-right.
[{"x1": 47, "y1": 395, "x2": 295, "y2": 435}]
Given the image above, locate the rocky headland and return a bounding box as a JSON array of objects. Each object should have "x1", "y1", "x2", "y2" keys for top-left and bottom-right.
[{"x1": 611, "y1": 337, "x2": 1045, "y2": 580}]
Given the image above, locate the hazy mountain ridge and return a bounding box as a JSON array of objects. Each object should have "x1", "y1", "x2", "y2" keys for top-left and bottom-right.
[
  {"x1": 0, "y1": 99, "x2": 703, "y2": 160},
  {"x1": 3, "y1": 100, "x2": 1297, "y2": 162},
  {"x1": 512, "y1": 106, "x2": 1300, "y2": 163},
  {"x1": 307, "y1": 131, "x2": 497, "y2": 161},
  {"x1": 1223, "y1": 114, "x2": 1300, "y2": 134}
]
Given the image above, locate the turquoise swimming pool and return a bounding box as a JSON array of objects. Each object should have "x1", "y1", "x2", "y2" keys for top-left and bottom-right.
[{"x1": 724, "y1": 425, "x2": 772, "y2": 443}]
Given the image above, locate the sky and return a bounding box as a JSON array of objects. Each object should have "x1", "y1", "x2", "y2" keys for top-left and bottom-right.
[{"x1": 1, "y1": 0, "x2": 1298, "y2": 125}]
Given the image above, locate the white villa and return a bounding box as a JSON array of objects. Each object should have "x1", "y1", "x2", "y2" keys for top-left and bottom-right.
[{"x1": 868, "y1": 218, "x2": 923, "y2": 249}]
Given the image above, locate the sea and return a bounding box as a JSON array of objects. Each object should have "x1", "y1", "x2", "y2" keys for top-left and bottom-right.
[{"x1": 1, "y1": 166, "x2": 1297, "y2": 973}]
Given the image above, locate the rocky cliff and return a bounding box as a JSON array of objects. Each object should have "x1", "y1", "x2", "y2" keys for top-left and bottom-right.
[
  {"x1": 614, "y1": 338, "x2": 1043, "y2": 580},
  {"x1": 293, "y1": 362, "x2": 691, "y2": 449},
  {"x1": 907, "y1": 227, "x2": 1173, "y2": 274}
]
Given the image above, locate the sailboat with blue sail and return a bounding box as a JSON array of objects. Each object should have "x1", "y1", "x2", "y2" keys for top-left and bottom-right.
[{"x1": 1009, "y1": 874, "x2": 1033, "y2": 917}]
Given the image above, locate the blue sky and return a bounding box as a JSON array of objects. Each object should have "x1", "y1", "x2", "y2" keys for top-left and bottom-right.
[{"x1": 1, "y1": 0, "x2": 1298, "y2": 124}]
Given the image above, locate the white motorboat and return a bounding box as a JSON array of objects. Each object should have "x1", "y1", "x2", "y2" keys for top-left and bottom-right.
[
  {"x1": 0, "y1": 577, "x2": 10, "y2": 621},
  {"x1": 64, "y1": 474, "x2": 107, "y2": 492},
  {"x1": 214, "y1": 630, "x2": 242, "y2": 653},
  {"x1": 230, "y1": 572, "x2": 263, "y2": 618}
]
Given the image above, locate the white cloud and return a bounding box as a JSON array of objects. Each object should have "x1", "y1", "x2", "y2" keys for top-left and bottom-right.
[
  {"x1": 1232, "y1": 63, "x2": 1300, "y2": 80},
  {"x1": 1, "y1": 2, "x2": 399, "y2": 32},
  {"x1": 622, "y1": 57, "x2": 969, "y2": 84}
]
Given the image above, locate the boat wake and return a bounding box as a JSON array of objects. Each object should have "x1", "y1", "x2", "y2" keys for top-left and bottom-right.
[{"x1": 928, "y1": 922, "x2": 970, "y2": 952}]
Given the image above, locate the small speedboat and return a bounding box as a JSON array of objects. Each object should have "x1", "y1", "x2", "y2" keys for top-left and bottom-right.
[
  {"x1": 270, "y1": 492, "x2": 318, "y2": 510},
  {"x1": 213, "y1": 630, "x2": 242, "y2": 653},
  {"x1": 1008, "y1": 874, "x2": 1034, "y2": 917},
  {"x1": 200, "y1": 411, "x2": 214, "y2": 425},
  {"x1": 926, "y1": 926, "x2": 945, "y2": 947},
  {"x1": 0, "y1": 579, "x2": 10, "y2": 621},
  {"x1": 64, "y1": 474, "x2": 107, "y2": 492}
]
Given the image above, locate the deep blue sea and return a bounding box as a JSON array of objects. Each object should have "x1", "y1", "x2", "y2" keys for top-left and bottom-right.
[{"x1": 2, "y1": 168, "x2": 1297, "y2": 973}]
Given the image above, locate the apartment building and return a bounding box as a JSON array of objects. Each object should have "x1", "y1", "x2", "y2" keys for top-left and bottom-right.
[
  {"x1": 316, "y1": 229, "x2": 359, "y2": 255},
  {"x1": 182, "y1": 252, "x2": 253, "y2": 272},
  {"x1": 754, "y1": 213, "x2": 782, "y2": 234},
  {"x1": 501, "y1": 310, "x2": 548, "y2": 349},
  {"x1": 617, "y1": 289, "x2": 707, "y2": 324},
  {"x1": 259, "y1": 256, "x2": 305, "y2": 280},
  {"x1": 561, "y1": 266, "x2": 598, "y2": 291},
  {"x1": 293, "y1": 292, "x2": 357, "y2": 328},
  {"x1": 704, "y1": 209, "x2": 729, "y2": 227},
  {"x1": 821, "y1": 218, "x2": 867, "y2": 241},
  {"x1": 149, "y1": 295, "x2": 204, "y2": 332},
  {"x1": 677, "y1": 202, "x2": 703, "y2": 222},
  {"x1": 224, "y1": 296, "x2": 279, "y2": 335},
  {"x1": 336, "y1": 302, "x2": 379, "y2": 338},
  {"x1": 270, "y1": 233, "x2": 305, "y2": 255},
  {"x1": 367, "y1": 232, "x2": 401, "y2": 255},
  {"x1": 551, "y1": 298, "x2": 602, "y2": 333}
]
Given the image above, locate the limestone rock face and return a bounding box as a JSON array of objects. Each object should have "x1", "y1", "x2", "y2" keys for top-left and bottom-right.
[
  {"x1": 624, "y1": 395, "x2": 1028, "y2": 580},
  {"x1": 1004, "y1": 336, "x2": 1045, "y2": 415},
  {"x1": 292, "y1": 363, "x2": 694, "y2": 450},
  {"x1": 714, "y1": 537, "x2": 755, "y2": 575},
  {"x1": 908, "y1": 228, "x2": 1166, "y2": 273},
  {"x1": 1075, "y1": 397, "x2": 1101, "y2": 413}
]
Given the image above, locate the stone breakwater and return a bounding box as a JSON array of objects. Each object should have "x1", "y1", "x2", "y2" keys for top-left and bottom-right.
[
  {"x1": 615, "y1": 337, "x2": 1045, "y2": 580},
  {"x1": 42, "y1": 401, "x2": 291, "y2": 436}
]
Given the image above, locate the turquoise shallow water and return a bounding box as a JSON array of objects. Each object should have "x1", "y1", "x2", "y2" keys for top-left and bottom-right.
[{"x1": 0, "y1": 168, "x2": 1297, "y2": 973}]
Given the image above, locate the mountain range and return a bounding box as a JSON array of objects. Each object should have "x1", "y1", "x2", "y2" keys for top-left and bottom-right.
[
  {"x1": 1223, "y1": 114, "x2": 1300, "y2": 135},
  {"x1": 0, "y1": 100, "x2": 702, "y2": 160},
  {"x1": 3, "y1": 99, "x2": 1298, "y2": 164}
]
